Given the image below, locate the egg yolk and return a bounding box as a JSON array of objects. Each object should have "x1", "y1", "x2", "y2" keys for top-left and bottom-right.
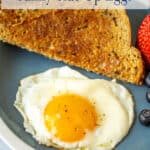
[{"x1": 44, "y1": 93, "x2": 97, "y2": 143}]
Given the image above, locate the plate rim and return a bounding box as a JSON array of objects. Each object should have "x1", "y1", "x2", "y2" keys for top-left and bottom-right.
[{"x1": 0, "y1": 118, "x2": 34, "y2": 150}]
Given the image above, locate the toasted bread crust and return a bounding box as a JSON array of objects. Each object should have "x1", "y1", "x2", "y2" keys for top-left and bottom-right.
[{"x1": 0, "y1": 10, "x2": 144, "y2": 84}]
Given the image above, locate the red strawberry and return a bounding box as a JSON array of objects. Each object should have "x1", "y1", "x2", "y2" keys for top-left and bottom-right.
[{"x1": 137, "y1": 14, "x2": 150, "y2": 69}]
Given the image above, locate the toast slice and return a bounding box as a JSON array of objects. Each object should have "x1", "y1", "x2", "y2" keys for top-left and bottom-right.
[{"x1": 0, "y1": 9, "x2": 144, "y2": 84}]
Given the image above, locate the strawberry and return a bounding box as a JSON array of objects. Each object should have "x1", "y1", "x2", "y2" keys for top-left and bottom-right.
[{"x1": 137, "y1": 14, "x2": 150, "y2": 69}]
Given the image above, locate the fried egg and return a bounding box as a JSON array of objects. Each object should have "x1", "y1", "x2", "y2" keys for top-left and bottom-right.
[{"x1": 14, "y1": 66, "x2": 134, "y2": 150}]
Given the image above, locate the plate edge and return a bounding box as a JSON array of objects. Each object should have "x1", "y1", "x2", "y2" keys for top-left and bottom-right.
[{"x1": 0, "y1": 118, "x2": 34, "y2": 150}]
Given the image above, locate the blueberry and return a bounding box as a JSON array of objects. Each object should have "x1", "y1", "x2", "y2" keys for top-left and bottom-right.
[
  {"x1": 145, "y1": 72, "x2": 150, "y2": 87},
  {"x1": 146, "y1": 89, "x2": 150, "y2": 103},
  {"x1": 139, "y1": 109, "x2": 150, "y2": 126}
]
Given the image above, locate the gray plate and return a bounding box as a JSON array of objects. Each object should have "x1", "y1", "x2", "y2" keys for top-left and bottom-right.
[{"x1": 0, "y1": 9, "x2": 150, "y2": 150}]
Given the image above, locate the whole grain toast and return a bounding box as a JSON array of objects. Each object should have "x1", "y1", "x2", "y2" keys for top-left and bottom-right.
[{"x1": 0, "y1": 9, "x2": 144, "y2": 84}]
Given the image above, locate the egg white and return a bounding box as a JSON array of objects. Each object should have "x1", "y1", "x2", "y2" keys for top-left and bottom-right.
[{"x1": 14, "y1": 66, "x2": 134, "y2": 150}]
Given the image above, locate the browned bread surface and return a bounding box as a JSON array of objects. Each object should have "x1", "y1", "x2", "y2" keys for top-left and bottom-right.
[
  {"x1": 0, "y1": 9, "x2": 51, "y2": 27},
  {"x1": 0, "y1": 9, "x2": 144, "y2": 84}
]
